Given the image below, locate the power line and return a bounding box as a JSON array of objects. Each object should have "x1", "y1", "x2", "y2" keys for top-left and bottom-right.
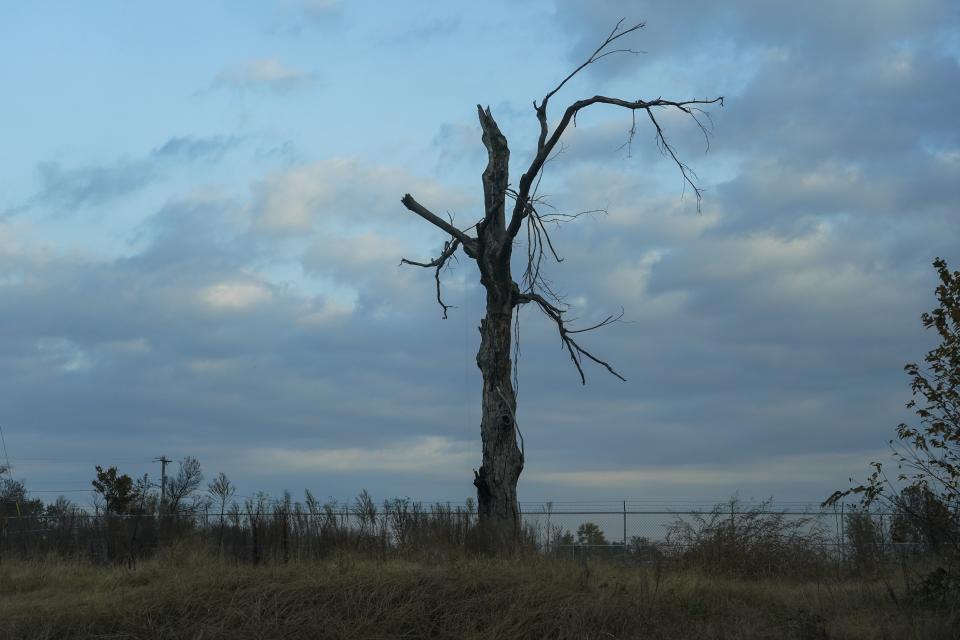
[
  {"x1": 22, "y1": 489, "x2": 95, "y2": 494},
  {"x1": 9, "y1": 457, "x2": 151, "y2": 464}
]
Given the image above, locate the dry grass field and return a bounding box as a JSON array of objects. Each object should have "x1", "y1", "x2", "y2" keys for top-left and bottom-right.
[{"x1": 2, "y1": 545, "x2": 957, "y2": 640}]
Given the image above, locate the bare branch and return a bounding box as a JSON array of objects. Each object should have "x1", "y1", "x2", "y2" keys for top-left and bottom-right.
[
  {"x1": 517, "y1": 292, "x2": 626, "y2": 384},
  {"x1": 645, "y1": 108, "x2": 702, "y2": 206},
  {"x1": 538, "y1": 207, "x2": 606, "y2": 224},
  {"x1": 401, "y1": 193, "x2": 478, "y2": 254},
  {"x1": 401, "y1": 238, "x2": 461, "y2": 319},
  {"x1": 509, "y1": 94, "x2": 724, "y2": 239},
  {"x1": 509, "y1": 18, "x2": 723, "y2": 242},
  {"x1": 567, "y1": 307, "x2": 625, "y2": 334},
  {"x1": 505, "y1": 185, "x2": 606, "y2": 309},
  {"x1": 534, "y1": 19, "x2": 646, "y2": 153}
]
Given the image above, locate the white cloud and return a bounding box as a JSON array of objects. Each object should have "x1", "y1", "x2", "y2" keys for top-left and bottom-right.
[
  {"x1": 200, "y1": 281, "x2": 273, "y2": 311},
  {"x1": 187, "y1": 358, "x2": 236, "y2": 375},
  {"x1": 214, "y1": 58, "x2": 315, "y2": 93},
  {"x1": 306, "y1": 231, "x2": 405, "y2": 282},
  {"x1": 299, "y1": 0, "x2": 339, "y2": 18},
  {"x1": 256, "y1": 436, "x2": 476, "y2": 477},
  {"x1": 295, "y1": 300, "x2": 355, "y2": 326},
  {"x1": 0, "y1": 223, "x2": 20, "y2": 257},
  {"x1": 528, "y1": 450, "x2": 887, "y2": 490},
  {"x1": 250, "y1": 158, "x2": 473, "y2": 232},
  {"x1": 36, "y1": 338, "x2": 93, "y2": 373},
  {"x1": 106, "y1": 338, "x2": 151, "y2": 355},
  {"x1": 246, "y1": 158, "x2": 477, "y2": 312},
  {"x1": 251, "y1": 164, "x2": 334, "y2": 230}
]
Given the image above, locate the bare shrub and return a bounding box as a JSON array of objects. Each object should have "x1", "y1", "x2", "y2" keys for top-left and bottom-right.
[{"x1": 666, "y1": 498, "x2": 831, "y2": 578}]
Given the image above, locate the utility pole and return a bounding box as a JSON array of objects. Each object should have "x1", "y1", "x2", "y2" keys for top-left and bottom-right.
[
  {"x1": 1, "y1": 423, "x2": 21, "y2": 517},
  {"x1": 154, "y1": 456, "x2": 170, "y2": 514},
  {"x1": 0, "y1": 423, "x2": 13, "y2": 479}
]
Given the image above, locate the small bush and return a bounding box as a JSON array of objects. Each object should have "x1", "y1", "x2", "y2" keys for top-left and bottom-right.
[{"x1": 666, "y1": 498, "x2": 832, "y2": 578}]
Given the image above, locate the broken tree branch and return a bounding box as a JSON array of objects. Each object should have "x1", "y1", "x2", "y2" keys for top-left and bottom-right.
[
  {"x1": 401, "y1": 193, "x2": 478, "y2": 255},
  {"x1": 477, "y1": 105, "x2": 510, "y2": 233}
]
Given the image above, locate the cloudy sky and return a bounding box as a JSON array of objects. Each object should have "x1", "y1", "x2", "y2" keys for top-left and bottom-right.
[{"x1": 1, "y1": 1, "x2": 958, "y2": 510}]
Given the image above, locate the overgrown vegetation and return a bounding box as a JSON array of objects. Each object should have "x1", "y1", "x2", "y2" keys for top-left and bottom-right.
[
  {"x1": 5, "y1": 474, "x2": 960, "y2": 637},
  {"x1": 1, "y1": 550, "x2": 956, "y2": 640},
  {"x1": 826, "y1": 257, "x2": 960, "y2": 607}
]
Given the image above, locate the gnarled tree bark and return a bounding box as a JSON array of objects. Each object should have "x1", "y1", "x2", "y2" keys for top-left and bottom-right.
[{"x1": 473, "y1": 107, "x2": 523, "y2": 539}]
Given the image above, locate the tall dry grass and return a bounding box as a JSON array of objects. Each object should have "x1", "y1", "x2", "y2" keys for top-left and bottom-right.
[
  {"x1": 3, "y1": 493, "x2": 958, "y2": 638},
  {"x1": 1, "y1": 545, "x2": 957, "y2": 640}
]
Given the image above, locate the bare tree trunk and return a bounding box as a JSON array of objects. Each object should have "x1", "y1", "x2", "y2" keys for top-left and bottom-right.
[
  {"x1": 469, "y1": 108, "x2": 524, "y2": 547},
  {"x1": 474, "y1": 283, "x2": 523, "y2": 544}
]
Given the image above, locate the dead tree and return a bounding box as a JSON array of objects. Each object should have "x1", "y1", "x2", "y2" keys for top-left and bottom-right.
[{"x1": 399, "y1": 21, "x2": 722, "y2": 545}]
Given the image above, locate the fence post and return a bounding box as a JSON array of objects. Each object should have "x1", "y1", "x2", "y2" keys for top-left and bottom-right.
[
  {"x1": 879, "y1": 512, "x2": 886, "y2": 558},
  {"x1": 730, "y1": 501, "x2": 735, "y2": 540},
  {"x1": 622, "y1": 500, "x2": 627, "y2": 560},
  {"x1": 545, "y1": 502, "x2": 552, "y2": 553},
  {"x1": 839, "y1": 502, "x2": 845, "y2": 564}
]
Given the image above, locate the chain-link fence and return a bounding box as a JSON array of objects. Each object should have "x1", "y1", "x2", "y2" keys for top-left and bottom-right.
[
  {"x1": 3, "y1": 496, "x2": 951, "y2": 569},
  {"x1": 522, "y1": 499, "x2": 864, "y2": 553},
  {"x1": 517, "y1": 500, "x2": 941, "y2": 572}
]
